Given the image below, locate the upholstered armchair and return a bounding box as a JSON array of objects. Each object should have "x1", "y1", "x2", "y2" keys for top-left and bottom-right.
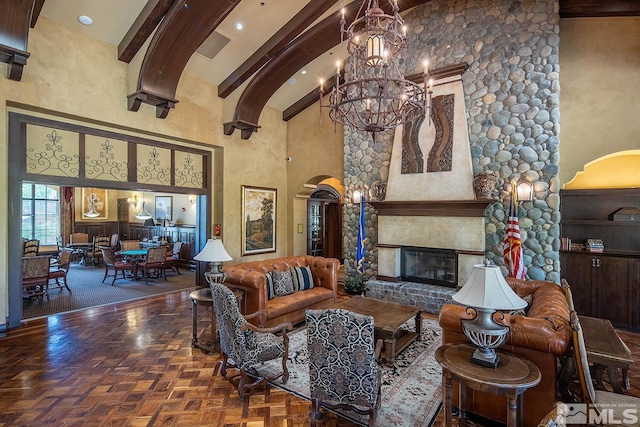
[
  {"x1": 135, "y1": 246, "x2": 167, "y2": 284},
  {"x1": 91, "y1": 235, "x2": 111, "y2": 266},
  {"x1": 49, "y1": 248, "x2": 73, "y2": 292},
  {"x1": 164, "y1": 242, "x2": 182, "y2": 275},
  {"x1": 210, "y1": 283, "x2": 292, "y2": 399},
  {"x1": 305, "y1": 308, "x2": 383, "y2": 427},
  {"x1": 101, "y1": 247, "x2": 134, "y2": 285},
  {"x1": 22, "y1": 255, "x2": 51, "y2": 299}
]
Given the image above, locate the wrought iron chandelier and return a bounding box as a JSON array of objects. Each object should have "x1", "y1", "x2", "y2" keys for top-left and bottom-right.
[{"x1": 321, "y1": 0, "x2": 432, "y2": 137}]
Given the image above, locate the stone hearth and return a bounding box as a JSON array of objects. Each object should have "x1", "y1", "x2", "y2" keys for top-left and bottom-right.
[{"x1": 365, "y1": 279, "x2": 456, "y2": 315}]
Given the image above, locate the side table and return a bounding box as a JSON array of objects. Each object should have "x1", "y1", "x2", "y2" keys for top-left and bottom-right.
[
  {"x1": 435, "y1": 342, "x2": 541, "y2": 427},
  {"x1": 189, "y1": 286, "x2": 243, "y2": 353}
]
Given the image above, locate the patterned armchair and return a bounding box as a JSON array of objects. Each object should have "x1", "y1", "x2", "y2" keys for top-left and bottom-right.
[
  {"x1": 210, "y1": 283, "x2": 292, "y2": 399},
  {"x1": 22, "y1": 255, "x2": 51, "y2": 299},
  {"x1": 306, "y1": 309, "x2": 383, "y2": 427}
]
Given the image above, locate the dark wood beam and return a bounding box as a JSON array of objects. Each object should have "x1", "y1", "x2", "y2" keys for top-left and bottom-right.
[
  {"x1": 128, "y1": 0, "x2": 241, "y2": 118},
  {"x1": 369, "y1": 200, "x2": 494, "y2": 217},
  {"x1": 225, "y1": 0, "x2": 431, "y2": 138},
  {"x1": 30, "y1": 0, "x2": 45, "y2": 28},
  {"x1": 218, "y1": 0, "x2": 338, "y2": 99},
  {"x1": 0, "y1": 0, "x2": 35, "y2": 81},
  {"x1": 117, "y1": 0, "x2": 174, "y2": 63},
  {"x1": 282, "y1": 73, "x2": 343, "y2": 122},
  {"x1": 560, "y1": 0, "x2": 640, "y2": 18}
]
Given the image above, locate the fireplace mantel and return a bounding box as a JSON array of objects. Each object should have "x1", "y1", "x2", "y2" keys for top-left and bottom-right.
[{"x1": 369, "y1": 200, "x2": 495, "y2": 217}]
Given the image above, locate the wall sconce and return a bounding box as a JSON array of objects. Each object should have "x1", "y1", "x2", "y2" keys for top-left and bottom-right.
[
  {"x1": 352, "y1": 189, "x2": 362, "y2": 204},
  {"x1": 127, "y1": 194, "x2": 138, "y2": 208},
  {"x1": 188, "y1": 195, "x2": 196, "y2": 205},
  {"x1": 515, "y1": 180, "x2": 533, "y2": 202}
]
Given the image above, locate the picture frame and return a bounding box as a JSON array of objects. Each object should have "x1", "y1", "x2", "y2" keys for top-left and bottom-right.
[
  {"x1": 242, "y1": 185, "x2": 276, "y2": 255},
  {"x1": 82, "y1": 188, "x2": 108, "y2": 219},
  {"x1": 155, "y1": 196, "x2": 172, "y2": 221}
]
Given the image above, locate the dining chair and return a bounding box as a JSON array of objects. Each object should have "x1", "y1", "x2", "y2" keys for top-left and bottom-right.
[
  {"x1": 101, "y1": 247, "x2": 135, "y2": 285},
  {"x1": 109, "y1": 233, "x2": 119, "y2": 250},
  {"x1": 22, "y1": 255, "x2": 51, "y2": 299},
  {"x1": 306, "y1": 308, "x2": 383, "y2": 427},
  {"x1": 22, "y1": 239, "x2": 40, "y2": 257},
  {"x1": 90, "y1": 235, "x2": 111, "y2": 266},
  {"x1": 164, "y1": 242, "x2": 183, "y2": 275},
  {"x1": 69, "y1": 233, "x2": 89, "y2": 244},
  {"x1": 135, "y1": 246, "x2": 167, "y2": 284},
  {"x1": 49, "y1": 248, "x2": 73, "y2": 292},
  {"x1": 210, "y1": 283, "x2": 292, "y2": 399},
  {"x1": 120, "y1": 240, "x2": 142, "y2": 251},
  {"x1": 571, "y1": 311, "x2": 640, "y2": 426}
]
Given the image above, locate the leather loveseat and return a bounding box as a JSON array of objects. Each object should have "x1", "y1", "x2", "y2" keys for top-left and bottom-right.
[
  {"x1": 438, "y1": 277, "x2": 571, "y2": 427},
  {"x1": 224, "y1": 255, "x2": 339, "y2": 328}
]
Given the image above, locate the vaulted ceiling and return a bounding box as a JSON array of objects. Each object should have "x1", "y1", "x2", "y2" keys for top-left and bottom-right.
[{"x1": 1, "y1": 0, "x2": 639, "y2": 139}]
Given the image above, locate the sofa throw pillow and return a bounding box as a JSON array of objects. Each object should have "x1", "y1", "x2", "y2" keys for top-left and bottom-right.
[
  {"x1": 510, "y1": 294, "x2": 533, "y2": 316},
  {"x1": 265, "y1": 271, "x2": 275, "y2": 300},
  {"x1": 272, "y1": 270, "x2": 294, "y2": 296},
  {"x1": 291, "y1": 266, "x2": 314, "y2": 291}
]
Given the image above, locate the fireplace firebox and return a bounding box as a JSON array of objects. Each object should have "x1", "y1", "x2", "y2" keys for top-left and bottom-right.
[{"x1": 401, "y1": 247, "x2": 457, "y2": 288}]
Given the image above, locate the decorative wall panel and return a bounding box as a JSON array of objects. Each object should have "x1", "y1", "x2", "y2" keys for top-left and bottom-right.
[
  {"x1": 25, "y1": 125, "x2": 79, "y2": 177},
  {"x1": 85, "y1": 135, "x2": 128, "y2": 182},
  {"x1": 136, "y1": 145, "x2": 172, "y2": 185},
  {"x1": 174, "y1": 151, "x2": 204, "y2": 189},
  {"x1": 427, "y1": 94, "x2": 454, "y2": 172}
]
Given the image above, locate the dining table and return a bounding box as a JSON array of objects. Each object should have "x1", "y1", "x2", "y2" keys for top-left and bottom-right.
[
  {"x1": 66, "y1": 242, "x2": 94, "y2": 266},
  {"x1": 120, "y1": 249, "x2": 148, "y2": 279}
]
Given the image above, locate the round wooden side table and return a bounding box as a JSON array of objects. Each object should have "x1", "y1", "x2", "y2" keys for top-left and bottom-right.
[
  {"x1": 189, "y1": 286, "x2": 243, "y2": 353},
  {"x1": 435, "y1": 342, "x2": 541, "y2": 427}
]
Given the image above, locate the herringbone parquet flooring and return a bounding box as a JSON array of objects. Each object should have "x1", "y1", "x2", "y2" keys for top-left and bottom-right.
[{"x1": 2, "y1": 288, "x2": 640, "y2": 426}]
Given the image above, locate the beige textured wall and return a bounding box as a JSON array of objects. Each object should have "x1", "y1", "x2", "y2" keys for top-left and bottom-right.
[
  {"x1": 0, "y1": 17, "x2": 293, "y2": 324},
  {"x1": 559, "y1": 17, "x2": 640, "y2": 186}
]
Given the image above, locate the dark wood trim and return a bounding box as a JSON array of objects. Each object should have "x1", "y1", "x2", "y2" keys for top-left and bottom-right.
[
  {"x1": 375, "y1": 275, "x2": 401, "y2": 282},
  {"x1": 283, "y1": 73, "x2": 343, "y2": 121},
  {"x1": 222, "y1": 120, "x2": 261, "y2": 140},
  {"x1": 117, "y1": 0, "x2": 174, "y2": 63},
  {"x1": 455, "y1": 249, "x2": 485, "y2": 256},
  {"x1": 30, "y1": 0, "x2": 45, "y2": 28},
  {"x1": 227, "y1": 0, "x2": 430, "y2": 138},
  {"x1": 0, "y1": 0, "x2": 35, "y2": 81},
  {"x1": 560, "y1": 0, "x2": 640, "y2": 18},
  {"x1": 218, "y1": 0, "x2": 338, "y2": 98},
  {"x1": 376, "y1": 244, "x2": 402, "y2": 249},
  {"x1": 406, "y1": 62, "x2": 470, "y2": 84},
  {"x1": 129, "y1": 0, "x2": 240, "y2": 118},
  {"x1": 368, "y1": 200, "x2": 494, "y2": 217}
]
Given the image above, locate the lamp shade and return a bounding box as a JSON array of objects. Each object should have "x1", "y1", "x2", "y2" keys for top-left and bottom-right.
[
  {"x1": 453, "y1": 264, "x2": 526, "y2": 310},
  {"x1": 193, "y1": 238, "x2": 232, "y2": 263}
]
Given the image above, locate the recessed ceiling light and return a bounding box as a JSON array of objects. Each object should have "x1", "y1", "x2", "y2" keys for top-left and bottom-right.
[
  {"x1": 236, "y1": 22, "x2": 243, "y2": 30},
  {"x1": 78, "y1": 15, "x2": 93, "y2": 26},
  {"x1": 301, "y1": 70, "x2": 307, "y2": 75},
  {"x1": 288, "y1": 78, "x2": 297, "y2": 85}
]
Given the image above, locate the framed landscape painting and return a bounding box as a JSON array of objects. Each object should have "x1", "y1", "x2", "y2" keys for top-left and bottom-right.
[{"x1": 242, "y1": 185, "x2": 276, "y2": 255}]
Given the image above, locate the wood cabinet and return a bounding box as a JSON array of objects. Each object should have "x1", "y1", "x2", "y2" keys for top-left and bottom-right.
[{"x1": 560, "y1": 189, "x2": 640, "y2": 331}]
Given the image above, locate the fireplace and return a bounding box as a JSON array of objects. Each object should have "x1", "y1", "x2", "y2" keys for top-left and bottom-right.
[{"x1": 401, "y1": 247, "x2": 457, "y2": 288}]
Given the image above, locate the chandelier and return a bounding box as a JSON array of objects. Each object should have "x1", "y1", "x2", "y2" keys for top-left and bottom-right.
[
  {"x1": 134, "y1": 193, "x2": 153, "y2": 220},
  {"x1": 321, "y1": 0, "x2": 432, "y2": 137}
]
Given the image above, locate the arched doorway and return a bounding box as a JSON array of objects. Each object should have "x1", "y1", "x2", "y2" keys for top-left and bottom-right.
[{"x1": 308, "y1": 184, "x2": 343, "y2": 263}]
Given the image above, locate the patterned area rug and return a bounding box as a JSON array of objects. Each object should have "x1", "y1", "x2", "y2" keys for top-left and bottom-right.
[{"x1": 260, "y1": 317, "x2": 443, "y2": 427}]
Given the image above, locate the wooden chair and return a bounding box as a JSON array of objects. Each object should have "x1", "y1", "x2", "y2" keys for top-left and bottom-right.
[
  {"x1": 164, "y1": 242, "x2": 183, "y2": 275},
  {"x1": 90, "y1": 235, "x2": 111, "y2": 266},
  {"x1": 101, "y1": 247, "x2": 134, "y2": 285},
  {"x1": 109, "y1": 233, "x2": 119, "y2": 250},
  {"x1": 134, "y1": 246, "x2": 167, "y2": 284},
  {"x1": 22, "y1": 255, "x2": 51, "y2": 299},
  {"x1": 210, "y1": 283, "x2": 292, "y2": 399},
  {"x1": 306, "y1": 308, "x2": 383, "y2": 427},
  {"x1": 23, "y1": 239, "x2": 40, "y2": 257},
  {"x1": 49, "y1": 248, "x2": 73, "y2": 292},
  {"x1": 571, "y1": 311, "x2": 640, "y2": 426},
  {"x1": 120, "y1": 240, "x2": 141, "y2": 251},
  {"x1": 69, "y1": 232, "x2": 89, "y2": 244}
]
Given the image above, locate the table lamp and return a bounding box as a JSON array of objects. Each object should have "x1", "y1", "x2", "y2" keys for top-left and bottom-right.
[
  {"x1": 193, "y1": 238, "x2": 232, "y2": 285},
  {"x1": 452, "y1": 261, "x2": 527, "y2": 368}
]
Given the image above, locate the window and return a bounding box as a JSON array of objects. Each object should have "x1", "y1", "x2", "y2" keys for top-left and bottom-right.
[{"x1": 22, "y1": 183, "x2": 60, "y2": 245}]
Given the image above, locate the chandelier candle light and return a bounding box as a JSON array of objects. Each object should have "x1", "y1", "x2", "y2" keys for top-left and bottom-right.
[
  {"x1": 321, "y1": 0, "x2": 432, "y2": 138},
  {"x1": 452, "y1": 261, "x2": 527, "y2": 368}
]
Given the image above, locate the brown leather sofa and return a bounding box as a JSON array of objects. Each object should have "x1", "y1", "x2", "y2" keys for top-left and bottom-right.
[
  {"x1": 224, "y1": 255, "x2": 339, "y2": 328},
  {"x1": 438, "y1": 277, "x2": 571, "y2": 427}
]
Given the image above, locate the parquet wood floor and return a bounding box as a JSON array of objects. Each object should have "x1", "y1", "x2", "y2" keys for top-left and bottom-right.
[{"x1": 1, "y1": 289, "x2": 639, "y2": 426}]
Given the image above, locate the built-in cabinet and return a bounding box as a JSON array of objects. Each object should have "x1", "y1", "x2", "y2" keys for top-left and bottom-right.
[{"x1": 560, "y1": 189, "x2": 640, "y2": 331}]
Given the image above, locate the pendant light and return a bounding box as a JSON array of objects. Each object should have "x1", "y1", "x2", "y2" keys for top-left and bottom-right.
[
  {"x1": 84, "y1": 190, "x2": 101, "y2": 218},
  {"x1": 134, "y1": 193, "x2": 153, "y2": 220}
]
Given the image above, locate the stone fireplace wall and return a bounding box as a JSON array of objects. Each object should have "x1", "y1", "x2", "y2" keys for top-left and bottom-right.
[{"x1": 343, "y1": 0, "x2": 561, "y2": 284}]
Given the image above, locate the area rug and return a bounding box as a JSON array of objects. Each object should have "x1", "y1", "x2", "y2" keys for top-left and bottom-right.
[{"x1": 260, "y1": 317, "x2": 443, "y2": 427}]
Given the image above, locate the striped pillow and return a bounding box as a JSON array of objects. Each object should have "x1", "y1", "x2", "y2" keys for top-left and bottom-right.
[
  {"x1": 291, "y1": 266, "x2": 314, "y2": 291},
  {"x1": 265, "y1": 272, "x2": 275, "y2": 300}
]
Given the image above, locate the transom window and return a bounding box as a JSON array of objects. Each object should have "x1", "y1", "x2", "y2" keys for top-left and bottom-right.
[{"x1": 22, "y1": 183, "x2": 60, "y2": 246}]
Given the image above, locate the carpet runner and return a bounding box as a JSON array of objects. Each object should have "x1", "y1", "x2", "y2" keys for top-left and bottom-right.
[{"x1": 260, "y1": 317, "x2": 443, "y2": 427}]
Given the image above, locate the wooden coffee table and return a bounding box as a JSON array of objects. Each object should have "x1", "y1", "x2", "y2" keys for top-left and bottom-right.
[{"x1": 335, "y1": 296, "x2": 422, "y2": 363}]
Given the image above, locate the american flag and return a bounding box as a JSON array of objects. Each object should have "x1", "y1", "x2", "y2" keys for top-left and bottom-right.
[
  {"x1": 503, "y1": 188, "x2": 526, "y2": 279},
  {"x1": 356, "y1": 194, "x2": 366, "y2": 274}
]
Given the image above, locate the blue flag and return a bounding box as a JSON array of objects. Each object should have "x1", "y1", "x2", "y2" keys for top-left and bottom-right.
[{"x1": 356, "y1": 194, "x2": 366, "y2": 274}]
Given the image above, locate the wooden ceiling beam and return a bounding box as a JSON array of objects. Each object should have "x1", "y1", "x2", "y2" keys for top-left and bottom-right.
[
  {"x1": 225, "y1": 0, "x2": 430, "y2": 139},
  {"x1": 0, "y1": 0, "x2": 36, "y2": 81},
  {"x1": 117, "y1": 0, "x2": 174, "y2": 63},
  {"x1": 127, "y1": 0, "x2": 241, "y2": 118},
  {"x1": 218, "y1": 0, "x2": 338, "y2": 99},
  {"x1": 560, "y1": 0, "x2": 640, "y2": 18}
]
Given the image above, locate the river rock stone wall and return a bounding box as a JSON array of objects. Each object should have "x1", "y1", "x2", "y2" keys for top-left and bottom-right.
[{"x1": 343, "y1": 0, "x2": 561, "y2": 283}]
